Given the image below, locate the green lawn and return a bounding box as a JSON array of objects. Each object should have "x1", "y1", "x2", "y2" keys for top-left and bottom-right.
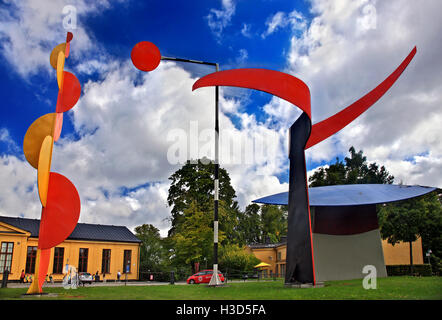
[{"x1": 0, "y1": 277, "x2": 441, "y2": 300}]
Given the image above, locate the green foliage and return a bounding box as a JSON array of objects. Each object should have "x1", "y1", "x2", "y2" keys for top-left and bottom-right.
[
  {"x1": 135, "y1": 224, "x2": 169, "y2": 272},
  {"x1": 235, "y1": 203, "x2": 262, "y2": 245},
  {"x1": 219, "y1": 244, "x2": 260, "y2": 274},
  {"x1": 236, "y1": 204, "x2": 287, "y2": 245},
  {"x1": 378, "y1": 191, "x2": 442, "y2": 272},
  {"x1": 167, "y1": 158, "x2": 238, "y2": 237},
  {"x1": 309, "y1": 146, "x2": 394, "y2": 187},
  {"x1": 260, "y1": 205, "x2": 287, "y2": 243},
  {"x1": 169, "y1": 201, "x2": 223, "y2": 270},
  {"x1": 386, "y1": 264, "x2": 433, "y2": 276}
]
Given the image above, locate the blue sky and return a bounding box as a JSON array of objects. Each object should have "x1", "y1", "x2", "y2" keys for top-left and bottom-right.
[
  {"x1": 0, "y1": 0, "x2": 441, "y2": 235},
  {"x1": 0, "y1": 0, "x2": 308, "y2": 150}
]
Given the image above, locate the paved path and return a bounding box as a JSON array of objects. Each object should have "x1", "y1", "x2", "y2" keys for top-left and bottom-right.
[
  {"x1": 6, "y1": 281, "x2": 188, "y2": 288},
  {"x1": 5, "y1": 279, "x2": 273, "y2": 289}
]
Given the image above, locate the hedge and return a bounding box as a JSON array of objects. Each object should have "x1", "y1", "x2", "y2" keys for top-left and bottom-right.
[{"x1": 386, "y1": 264, "x2": 433, "y2": 276}]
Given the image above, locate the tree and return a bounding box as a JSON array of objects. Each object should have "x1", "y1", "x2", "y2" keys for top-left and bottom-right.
[
  {"x1": 219, "y1": 244, "x2": 260, "y2": 275},
  {"x1": 260, "y1": 205, "x2": 287, "y2": 243},
  {"x1": 236, "y1": 203, "x2": 262, "y2": 246},
  {"x1": 378, "y1": 191, "x2": 442, "y2": 274},
  {"x1": 134, "y1": 224, "x2": 169, "y2": 272},
  {"x1": 418, "y1": 192, "x2": 442, "y2": 274},
  {"x1": 169, "y1": 200, "x2": 226, "y2": 273},
  {"x1": 309, "y1": 146, "x2": 394, "y2": 187},
  {"x1": 167, "y1": 157, "x2": 239, "y2": 237}
]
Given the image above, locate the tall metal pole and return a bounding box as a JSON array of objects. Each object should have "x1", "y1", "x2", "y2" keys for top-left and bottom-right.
[
  {"x1": 209, "y1": 63, "x2": 223, "y2": 286},
  {"x1": 161, "y1": 57, "x2": 222, "y2": 286}
]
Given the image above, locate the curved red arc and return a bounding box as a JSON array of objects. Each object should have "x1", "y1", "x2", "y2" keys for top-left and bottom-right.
[
  {"x1": 305, "y1": 46, "x2": 417, "y2": 149},
  {"x1": 193, "y1": 68, "x2": 312, "y2": 119}
]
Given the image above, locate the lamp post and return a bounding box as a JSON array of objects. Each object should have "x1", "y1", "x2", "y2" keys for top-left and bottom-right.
[
  {"x1": 426, "y1": 249, "x2": 432, "y2": 275},
  {"x1": 131, "y1": 42, "x2": 223, "y2": 286}
]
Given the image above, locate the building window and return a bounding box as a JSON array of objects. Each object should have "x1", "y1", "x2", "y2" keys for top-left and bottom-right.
[
  {"x1": 280, "y1": 264, "x2": 286, "y2": 277},
  {"x1": 277, "y1": 252, "x2": 282, "y2": 262},
  {"x1": 123, "y1": 250, "x2": 131, "y2": 273},
  {"x1": 53, "y1": 247, "x2": 64, "y2": 274},
  {"x1": 78, "y1": 248, "x2": 88, "y2": 272},
  {"x1": 25, "y1": 246, "x2": 37, "y2": 274},
  {"x1": 0, "y1": 242, "x2": 14, "y2": 273},
  {"x1": 102, "y1": 249, "x2": 111, "y2": 274}
]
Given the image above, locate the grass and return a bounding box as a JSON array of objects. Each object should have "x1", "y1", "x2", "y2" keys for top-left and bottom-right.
[{"x1": 0, "y1": 277, "x2": 441, "y2": 300}]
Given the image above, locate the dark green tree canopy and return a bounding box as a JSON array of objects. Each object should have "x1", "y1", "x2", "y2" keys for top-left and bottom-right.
[
  {"x1": 167, "y1": 157, "x2": 238, "y2": 236},
  {"x1": 135, "y1": 224, "x2": 168, "y2": 272},
  {"x1": 309, "y1": 146, "x2": 394, "y2": 186}
]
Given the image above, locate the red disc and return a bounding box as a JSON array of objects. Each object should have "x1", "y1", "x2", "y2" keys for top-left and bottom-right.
[
  {"x1": 66, "y1": 32, "x2": 73, "y2": 43},
  {"x1": 38, "y1": 172, "x2": 80, "y2": 249},
  {"x1": 56, "y1": 71, "x2": 81, "y2": 113},
  {"x1": 131, "y1": 41, "x2": 161, "y2": 72}
]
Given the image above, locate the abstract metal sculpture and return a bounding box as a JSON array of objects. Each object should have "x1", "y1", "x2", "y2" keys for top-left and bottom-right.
[
  {"x1": 23, "y1": 32, "x2": 81, "y2": 294},
  {"x1": 192, "y1": 47, "x2": 417, "y2": 285}
]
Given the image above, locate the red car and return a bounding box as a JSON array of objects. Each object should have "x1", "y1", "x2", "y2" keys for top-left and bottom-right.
[{"x1": 187, "y1": 270, "x2": 225, "y2": 284}]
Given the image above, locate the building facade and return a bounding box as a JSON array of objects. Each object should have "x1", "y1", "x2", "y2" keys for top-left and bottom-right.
[
  {"x1": 0, "y1": 216, "x2": 141, "y2": 282},
  {"x1": 246, "y1": 236, "x2": 424, "y2": 279}
]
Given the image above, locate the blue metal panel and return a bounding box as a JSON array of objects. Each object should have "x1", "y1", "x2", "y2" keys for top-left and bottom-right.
[{"x1": 252, "y1": 184, "x2": 436, "y2": 207}]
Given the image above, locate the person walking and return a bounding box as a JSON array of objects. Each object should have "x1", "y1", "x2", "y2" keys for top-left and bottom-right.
[
  {"x1": 20, "y1": 270, "x2": 25, "y2": 283},
  {"x1": 117, "y1": 270, "x2": 121, "y2": 282}
]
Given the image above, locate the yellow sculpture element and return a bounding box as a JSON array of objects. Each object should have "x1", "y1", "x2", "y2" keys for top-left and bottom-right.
[
  {"x1": 23, "y1": 113, "x2": 56, "y2": 169},
  {"x1": 57, "y1": 51, "x2": 65, "y2": 89},
  {"x1": 49, "y1": 43, "x2": 66, "y2": 70},
  {"x1": 26, "y1": 248, "x2": 42, "y2": 294},
  {"x1": 37, "y1": 136, "x2": 54, "y2": 207}
]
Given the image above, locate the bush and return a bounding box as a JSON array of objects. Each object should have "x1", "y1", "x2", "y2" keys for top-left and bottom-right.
[
  {"x1": 386, "y1": 264, "x2": 433, "y2": 276},
  {"x1": 219, "y1": 244, "x2": 261, "y2": 275}
]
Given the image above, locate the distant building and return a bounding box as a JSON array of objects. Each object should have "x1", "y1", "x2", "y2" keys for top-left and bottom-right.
[
  {"x1": 0, "y1": 216, "x2": 141, "y2": 282},
  {"x1": 246, "y1": 235, "x2": 424, "y2": 279}
]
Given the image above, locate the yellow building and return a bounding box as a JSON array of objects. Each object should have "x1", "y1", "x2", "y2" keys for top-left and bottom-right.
[
  {"x1": 246, "y1": 236, "x2": 424, "y2": 278},
  {"x1": 0, "y1": 216, "x2": 141, "y2": 282}
]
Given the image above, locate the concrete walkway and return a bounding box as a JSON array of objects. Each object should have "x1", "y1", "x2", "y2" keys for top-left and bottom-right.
[
  {"x1": 6, "y1": 281, "x2": 188, "y2": 289},
  {"x1": 5, "y1": 279, "x2": 273, "y2": 289}
]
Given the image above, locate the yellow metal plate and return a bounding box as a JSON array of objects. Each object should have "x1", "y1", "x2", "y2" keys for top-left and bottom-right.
[
  {"x1": 23, "y1": 113, "x2": 56, "y2": 169},
  {"x1": 37, "y1": 135, "x2": 53, "y2": 207},
  {"x1": 57, "y1": 51, "x2": 65, "y2": 89},
  {"x1": 49, "y1": 43, "x2": 66, "y2": 70}
]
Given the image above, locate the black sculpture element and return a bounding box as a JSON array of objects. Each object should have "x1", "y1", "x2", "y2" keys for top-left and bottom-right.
[{"x1": 285, "y1": 112, "x2": 315, "y2": 285}]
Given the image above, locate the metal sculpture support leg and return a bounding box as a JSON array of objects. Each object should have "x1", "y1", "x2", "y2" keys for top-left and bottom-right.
[{"x1": 285, "y1": 112, "x2": 315, "y2": 285}]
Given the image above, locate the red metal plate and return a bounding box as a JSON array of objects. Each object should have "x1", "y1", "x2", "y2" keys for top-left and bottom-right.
[
  {"x1": 305, "y1": 47, "x2": 417, "y2": 149},
  {"x1": 37, "y1": 248, "x2": 51, "y2": 291},
  {"x1": 193, "y1": 68, "x2": 311, "y2": 119},
  {"x1": 38, "y1": 172, "x2": 81, "y2": 249},
  {"x1": 55, "y1": 71, "x2": 81, "y2": 113}
]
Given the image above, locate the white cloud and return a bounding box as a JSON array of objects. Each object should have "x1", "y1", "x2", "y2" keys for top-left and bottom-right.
[
  {"x1": 261, "y1": 9, "x2": 306, "y2": 39},
  {"x1": 206, "y1": 0, "x2": 236, "y2": 40},
  {"x1": 285, "y1": 0, "x2": 442, "y2": 187},
  {"x1": 0, "y1": 128, "x2": 20, "y2": 154},
  {"x1": 0, "y1": 0, "x2": 112, "y2": 77},
  {"x1": 241, "y1": 23, "x2": 252, "y2": 38}
]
